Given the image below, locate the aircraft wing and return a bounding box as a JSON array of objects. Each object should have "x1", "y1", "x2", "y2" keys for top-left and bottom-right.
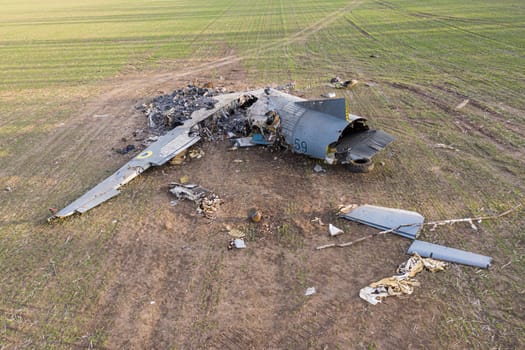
[{"x1": 50, "y1": 91, "x2": 256, "y2": 220}]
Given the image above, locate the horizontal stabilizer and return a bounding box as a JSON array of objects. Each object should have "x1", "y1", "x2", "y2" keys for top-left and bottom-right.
[
  {"x1": 340, "y1": 204, "x2": 424, "y2": 239},
  {"x1": 408, "y1": 240, "x2": 491, "y2": 268}
]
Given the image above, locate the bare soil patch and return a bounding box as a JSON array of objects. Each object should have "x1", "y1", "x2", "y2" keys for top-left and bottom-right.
[{"x1": 5, "y1": 60, "x2": 521, "y2": 349}]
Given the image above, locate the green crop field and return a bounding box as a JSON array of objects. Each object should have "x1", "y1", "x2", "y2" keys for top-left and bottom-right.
[{"x1": 1, "y1": 0, "x2": 524, "y2": 348}]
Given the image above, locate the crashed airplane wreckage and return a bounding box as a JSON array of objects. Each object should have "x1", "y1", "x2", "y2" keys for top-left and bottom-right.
[{"x1": 50, "y1": 88, "x2": 393, "y2": 220}]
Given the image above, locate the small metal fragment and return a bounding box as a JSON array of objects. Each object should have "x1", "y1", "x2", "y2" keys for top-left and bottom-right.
[
  {"x1": 305, "y1": 287, "x2": 316, "y2": 296},
  {"x1": 234, "y1": 239, "x2": 246, "y2": 249},
  {"x1": 313, "y1": 164, "x2": 326, "y2": 173},
  {"x1": 328, "y1": 224, "x2": 344, "y2": 237}
]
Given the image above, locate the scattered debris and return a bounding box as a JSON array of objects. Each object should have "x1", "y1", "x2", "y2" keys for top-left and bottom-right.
[
  {"x1": 199, "y1": 194, "x2": 223, "y2": 218},
  {"x1": 139, "y1": 84, "x2": 220, "y2": 134},
  {"x1": 170, "y1": 150, "x2": 187, "y2": 165},
  {"x1": 4, "y1": 186, "x2": 12, "y2": 192},
  {"x1": 50, "y1": 88, "x2": 394, "y2": 220},
  {"x1": 317, "y1": 204, "x2": 521, "y2": 267},
  {"x1": 169, "y1": 183, "x2": 207, "y2": 202},
  {"x1": 228, "y1": 238, "x2": 246, "y2": 249},
  {"x1": 249, "y1": 209, "x2": 262, "y2": 223},
  {"x1": 227, "y1": 227, "x2": 246, "y2": 238},
  {"x1": 115, "y1": 144, "x2": 136, "y2": 155},
  {"x1": 233, "y1": 137, "x2": 257, "y2": 147},
  {"x1": 455, "y1": 99, "x2": 470, "y2": 110},
  {"x1": 275, "y1": 82, "x2": 295, "y2": 92},
  {"x1": 188, "y1": 149, "x2": 204, "y2": 159},
  {"x1": 305, "y1": 287, "x2": 316, "y2": 296},
  {"x1": 434, "y1": 143, "x2": 459, "y2": 151},
  {"x1": 179, "y1": 175, "x2": 190, "y2": 184},
  {"x1": 338, "y1": 204, "x2": 359, "y2": 214},
  {"x1": 234, "y1": 238, "x2": 246, "y2": 248},
  {"x1": 49, "y1": 207, "x2": 58, "y2": 214},
  {"x1": 321, "y1": 92, "x2": 336, "y2": 98},
  {"x1": 313, "y1": 164, "x2": 326, "y2": 173},
  {"x1": 328, "y1": 224, "x2": 344, "y2": 237},
  {"x1": 311, "y1": 217, "x2": 325, "y2": 226},
  {"x1": 360, "y1": 253, "x2": 447, "y2": 305},
  {"x1": 333, "y1": 79, "x2": 359, "y2": 89},
  {"x1": 233, "y1": 159, "x2": 244, "y2": 163},
  {"x1": 169, "y1": 183, "x2": 222, "y2": 218}
]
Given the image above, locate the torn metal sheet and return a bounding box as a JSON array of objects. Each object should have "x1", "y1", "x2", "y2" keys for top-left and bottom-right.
[
  {"x1": 50, "y1": 90, "x2": 262, "y2": 220},
  {"x1": 169, "y1": 183, "x2": 209, "y2": 202},
  {"x1": 233, "y1": 137, "x2": 257, "y2": 147},
  {"x1": 407, "y1": 240, "x2": 491, "y2": 269},
  {"x1": 339, "y1": 204, "x2": 424, "y2": 239}
]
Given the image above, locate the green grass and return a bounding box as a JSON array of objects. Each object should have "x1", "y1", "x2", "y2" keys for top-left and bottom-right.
[{"x1": 0, "y1": 0, "x2": 524, "y2": 348}]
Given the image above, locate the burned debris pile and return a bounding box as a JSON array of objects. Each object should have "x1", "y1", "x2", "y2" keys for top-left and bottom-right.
[
  {"x1": 169, "y1": 183, "x2": 223, "y2": 218},
  {"x1": 138, "y1": 84, "x2": 261, "y2": 144},
  {"x1": 139, "y1": 85, "x2": 224, "y2": 134}
]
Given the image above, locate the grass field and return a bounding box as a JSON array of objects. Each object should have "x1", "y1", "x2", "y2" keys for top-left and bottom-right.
[{"x1": 1, "y1": 0, "x2": 524, "y2": 348}]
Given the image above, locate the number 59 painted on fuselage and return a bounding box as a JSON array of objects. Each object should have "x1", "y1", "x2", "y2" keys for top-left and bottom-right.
[{"x1": 294, "y1": 138, "x2": 308, "y2": 153}]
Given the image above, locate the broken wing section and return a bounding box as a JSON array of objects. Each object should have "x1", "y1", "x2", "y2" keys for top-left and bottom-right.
[
  {"x1": 340, "y1": 204, "x2": 424, "y2": 239},
  {"x1": 50, "y1": 91, "x2": 257, "y2": 220},
  {"x1": 51, "y1": 133, "x2": 199, "y2": 219}
]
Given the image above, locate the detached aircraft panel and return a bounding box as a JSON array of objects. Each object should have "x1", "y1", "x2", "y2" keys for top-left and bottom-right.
[
  {"x1": 340, "y1": 204, "x2": 424, "y2": 239},
  {"x1": 338, "y1": 130, "x2": 395, "y2": 161}
]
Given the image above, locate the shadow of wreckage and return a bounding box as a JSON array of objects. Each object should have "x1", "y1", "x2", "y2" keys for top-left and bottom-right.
[{"x1": 49, "y1": 88, "x2": 394, "y2": 220}]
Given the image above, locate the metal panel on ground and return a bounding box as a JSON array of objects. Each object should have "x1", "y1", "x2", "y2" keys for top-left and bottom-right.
[
  {"x1": 408, "y1": 240, "x2": 492, "y2": 268},
  {"x1": 340, "y1": 204, "x2": 424, "y2": 239}
]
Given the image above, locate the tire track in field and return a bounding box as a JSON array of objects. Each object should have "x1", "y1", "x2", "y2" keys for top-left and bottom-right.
[
  {"x1": 388, "y1": 81, "x2": 525, "y2": 163},
  {"x1": 344, "y1": 15, "x2": 377, "y2": 40},
  {"x1": 374, "y1": 0, "x2": 522, "y2": 50},
  {"x1": 0, "y1": 306, "x2": 106, "y2": 349},
  {"x1": 4, "y1": 0, "x2": 365, "y2": 212},
  {"x1": 369, "y1": 0, "x2": 524, "y2": 104}
]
